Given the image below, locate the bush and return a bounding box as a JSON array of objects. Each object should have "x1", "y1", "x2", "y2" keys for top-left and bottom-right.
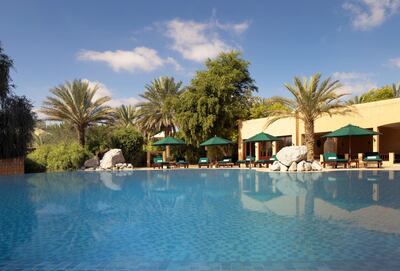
[
  {"x1": 110, "y1": 127, "x2": 145, "y2": 165},
  {"x1": 86, "y1": 125, "x2": 112, "y2": 155},
  {"x1": 25, "y1": 143, "x2": 91, "y2": 172}
]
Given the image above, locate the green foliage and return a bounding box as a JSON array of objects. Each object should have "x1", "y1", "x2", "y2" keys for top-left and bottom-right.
[
  {"x1": 0, "y1": 43, "x2": 14, "y2": 100},
  {"x1": 136, "y1": 76, "x2": 182, "y2": 136},
  {"x1": 348, "y1": 84, "x2": 400, "y2": 104},
  {"x1": 358, "y1": 86, "x2": 394, "y2": 103},
  {"x1": 40, "y1": 79, "x2": 113, "y2": 146},
  {"x1": 115, "y1": 105, "x2": 137, "y2": 127},
  {"x1": 175, "y1": 51, "x2": 257, "y2": 145},
  {"x1": 86, "y1": 125, "x2": 112, "y2": 154},
  {"x1": 249, "y1": 97, "x2": 288, "y2": 119},
  {"x1": 110, "y1": 126, "x2": 145, "y2": 165},
  {"x1": 26, "y1": 143, "x2": 91, "y2": 172},
  {"x1": 34, "y1": 123, "x2": 77, "y2": 146},
  {"x1": 0, "y1": 44, "x2": 35, "y2": 159}
]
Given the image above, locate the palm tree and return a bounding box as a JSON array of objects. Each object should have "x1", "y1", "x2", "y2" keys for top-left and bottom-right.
[
  {"x1": 265, "y1": 73, "x2": 352, "y2": 161},
  {"x1": 391, "y1": 83, "x2": 400, "y2": 98},
  {"x1": 347, "y1": 95, "x2": 364, "y2": 105},
  {"x1": 136, "y1": 76, "x2": 183, "y2": 136},
  {"x1": 40, "y1": 79, "x2": 113, "y2": 146},
  {"x1": 115, "y1": 105, "x2": 137, "y2": 127}
]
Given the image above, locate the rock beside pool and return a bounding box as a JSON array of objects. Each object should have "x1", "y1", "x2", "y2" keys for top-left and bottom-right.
[
  {"x1": 305, "y1": 161, "x2": 312, "y2": 171},
  {"x1": 100, "y1": 149, "x2": 125, "y2": 169},
  {"x1": 288, "y1": 162, "x2": 297, "y2": 171},
  {"x1": 84, "y1": 157, "x2": 99, "y2": 168},
  {"x1": 279, "y1": 163, "x2": 288, "y2": 172},
  {"x1": 270, "y1": 161, "x2": 280, "y2": 171},
  {"x1": 276, "y1": 146, "x2": 307, "y2": 167},
  {"x1": 297, "y1": 160, "x2": 306, "y2": 171},
  {"x1": 311, "y1": 161, "x2": 323, "y2": 171}
]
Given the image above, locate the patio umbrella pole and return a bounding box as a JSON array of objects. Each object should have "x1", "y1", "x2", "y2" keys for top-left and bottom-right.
[
  {"x1": 349, "y1": 135, "x2": 352, "y2": 160},
  {"x1": 249, "y1": 143, "x2": 252, "y2": 170}
]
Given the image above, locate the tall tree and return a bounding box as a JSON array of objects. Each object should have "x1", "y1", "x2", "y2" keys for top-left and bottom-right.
[
  {"x1": 176, "y1": 51, "x2": 257, "y2": 145},
  {"x1": 391, "y1": 83, "x2": 400, "y2": 98},
  {"x1": 0, "y1": 43, "x2": 35, "y2": 159},
  {"x1": 115, "y1": 105, "x2": 137, "y2": 127},
  {"x1": 0, "y1": 44, "x2": 13, "y2": 102},
  {"x1": 40, "y1": 80, "x2": 113, "y2": 146},
  {"x1": 136, "y1": 76, "x2": 183, "y2": 136},
  {"x1": 266, "y1": 73, "x2": 351, "y2": 161}
]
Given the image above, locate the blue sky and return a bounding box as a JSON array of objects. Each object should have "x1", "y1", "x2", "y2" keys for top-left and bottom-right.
[{"x1": 1, "y1": 0, "x2": 400, "y2": 111}]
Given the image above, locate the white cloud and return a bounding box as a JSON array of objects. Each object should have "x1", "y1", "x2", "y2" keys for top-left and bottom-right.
[
  {"x1": 332, "y1": 72, "x2": 378, "y2": 94},
  {"x1": 77, "y1": 47, "x2": 180, "y2": 73},
  {"x1": 388, "y1": 57, "x2": 400, "y2": 68},
  {"x1": 83, "y1": 79, "x2": 139, "y2": 108},
  {"x1": 164, "y1": 18, "x2": 248, "y2": 62},
  {"x1": 343, "y1": 0, "x2": 400, "y2": 30},
  {"x1": 216, "y1": 20, "x2": 250, "y2": 34}
]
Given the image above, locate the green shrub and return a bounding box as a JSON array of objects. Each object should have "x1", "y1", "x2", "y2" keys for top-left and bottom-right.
[
  {"x1": 110, "y1": 127, "x2": 145, "y2": 165},
  {"x1": 86, "y1": 125, "x2": 112, "y2": 154},
  {"x1": 25, "y1": 143, "x2": 91, "y2": 172}
]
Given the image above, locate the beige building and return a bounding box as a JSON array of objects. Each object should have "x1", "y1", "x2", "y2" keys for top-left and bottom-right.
[{"x1": 238, "y1": 98, "x2": 400, "y2": 163}]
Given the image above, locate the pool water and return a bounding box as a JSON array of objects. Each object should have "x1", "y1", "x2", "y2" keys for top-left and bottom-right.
[{"x1": 1, "y1": 170, "x2": 400, "y2": 270}]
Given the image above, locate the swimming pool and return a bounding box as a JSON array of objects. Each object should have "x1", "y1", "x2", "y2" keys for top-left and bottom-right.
[{"x1": 1, "y1": 169, "x2": 400, "y2": 270}]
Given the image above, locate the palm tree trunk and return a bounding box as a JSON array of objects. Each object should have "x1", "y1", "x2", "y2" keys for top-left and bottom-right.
[
  {"x1": 304, "y1": 119, "x2": 315, "y2": 161},
  {"x1": 77, "y1": 126, "x2": 85, "y2": 146}
]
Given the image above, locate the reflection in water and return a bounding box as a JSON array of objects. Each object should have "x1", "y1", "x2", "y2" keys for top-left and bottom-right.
[
  {"x1": 241, "y1": 171, "x2": 400, "y2": 235},
  {"x1": 0, "y1": 169, "x2": 400, "y2": 268}
]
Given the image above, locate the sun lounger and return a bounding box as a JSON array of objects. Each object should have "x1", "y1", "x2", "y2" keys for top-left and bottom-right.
[
  {"x1": 198, "y1": 157, "x2": 210, "y2": 168},
  {"x1": 176, "y1": 157, "x2": 189, "y2": 168},
  {"x1": 152, "y1": 157, "x2": 170, "y2": 169},
  {"x1": 321, "y1": 153, "x2": 348, "y2": 168},
  {"x1": 217, "y1": 158, "x2": 234, "y2": 168},
  {"x1": 363, "y1": 152, "x2": 383, "y2": 168},
  {"x1": 255, "y1": 155, "x2": 277, "y2": 167},
  {"x1": 236, "y1": 156, "x2": 255, "y2": 167}
]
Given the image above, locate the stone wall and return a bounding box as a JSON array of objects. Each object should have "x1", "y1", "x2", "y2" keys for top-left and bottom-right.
[{"x1": 0, "y1": 157, "x2": 24, "y2": 175}]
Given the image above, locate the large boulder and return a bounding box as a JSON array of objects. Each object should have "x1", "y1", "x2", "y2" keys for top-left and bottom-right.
[
  {"x1": 276, "y1": 146, "x2": 307, "y2": 167},
  {"x1": 84, "y1": 157, "x2": 99, "y2": 168},
  {"x1": 100, "y1": 149, "x2": 125, "y2": 169}
]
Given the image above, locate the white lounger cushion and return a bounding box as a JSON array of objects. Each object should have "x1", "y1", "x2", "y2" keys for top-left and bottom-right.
[
  {"x1": 366, "y1": 156, "x2": 377, "y2": 159},
  {"x1": 328, "y1": 157, "x2": 337, "y2": 160}
]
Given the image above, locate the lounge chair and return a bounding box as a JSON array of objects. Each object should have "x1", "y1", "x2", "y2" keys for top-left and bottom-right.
[
  {"x1": 321, "y1": 152, "x2": 348, "y2": 168},
  {"x1": 198, "y1": 157, "x2": 210, "y2": 168},
  {"x1": 152, "y1": 157, "x2": 169, "y2": 169},
  {"x1": 217, "y1": 158, "x2": 234, "y2": 168},
  {"x1": 236, "y1": 156, "x2": 255, "y2": 167},
  {"x1": 363, "y1": 152, "x2": 383, "y2": 168},
  {"x1": 176, "y1": 157, "x2": 189, "y2": 168},
  {"x1": 255, "y1": 155, "x2": 277, "y2": 167}
]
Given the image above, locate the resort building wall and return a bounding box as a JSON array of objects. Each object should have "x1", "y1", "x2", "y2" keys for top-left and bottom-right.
[{"x1": 238, "y1": 98, "x2": 400, "y2": 163}]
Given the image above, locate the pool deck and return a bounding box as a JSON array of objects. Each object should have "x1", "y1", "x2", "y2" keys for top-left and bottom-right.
[{"x1": 131, "y1": 164, "x2": 400, "y2": 171}]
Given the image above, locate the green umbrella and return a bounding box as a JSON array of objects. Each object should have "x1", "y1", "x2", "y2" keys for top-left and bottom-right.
[
  {"x1": 152, "y1": 136, "x2": 185, "y2": 146},
  {"x1": 245, "y1": 132, "x2": 280, "y2": 142},
  {"x1": 152, "y1": 136, "x2": 185, "y2": 161},
  {"x1": 245, "y1": 132, "x2": 281, "y2": 169},
  {"x1": 199, "y1": 136, "x2": 233, "y2": 146},
  {"x1": 322, "y1": 124, "x2": 381, "y2": 158}
]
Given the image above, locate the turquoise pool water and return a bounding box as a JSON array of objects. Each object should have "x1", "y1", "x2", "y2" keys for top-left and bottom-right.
[{"x1": 1, "y1": 170, "x2": 400, "y2": 270}]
